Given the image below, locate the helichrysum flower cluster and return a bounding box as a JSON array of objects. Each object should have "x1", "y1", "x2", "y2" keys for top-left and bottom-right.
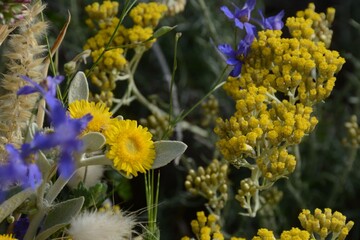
[
  {"x1": 181, "y1": 211, "x2": 224, "y2": 240},
  {"x1": 83, "y1": 1, "x2": 167, "y2": 106},
  {"x1": 181, "y1": 208, "x2": 353, "y2": 239},
  {"x1": 215, "y1": 2, "x2": 345, "y2": 215},
  {"x1": 286, "y1": 3, "x2": 335, "y2": 48},
  {"x1": 298, "y1": 208, "x2": 354, "y2": 240}
]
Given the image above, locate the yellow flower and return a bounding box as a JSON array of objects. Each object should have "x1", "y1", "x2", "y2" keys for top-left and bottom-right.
[
  {"x1": 0, "y1": 234, "x2": 17, "y2": 240},
  {"x1": 104, "y1": 119, "x2": 155, "y2": 177},
  {"x1": 68, "y1": 100, "x2": 113, "y2": 133}
]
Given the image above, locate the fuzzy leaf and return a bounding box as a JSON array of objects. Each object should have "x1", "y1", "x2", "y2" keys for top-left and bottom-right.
[
  {"x1": 36, "y1": 197, "x2": 85, "y2": 240},
  {"x1": 68, "y1": 71, "x2": 89, "y2": 103},
  {"x1": 81, "y1": 132, "x2": 106, "y2": 152},
  {"x1": 0, "y1": 189, "x2": 34, "y2": 223},
  {"x1": 151, "y1": 140, "x2": 187, "y2": 169},
  {"x1": 152, "y1": 26, "x2": 177, "y2": 39}
]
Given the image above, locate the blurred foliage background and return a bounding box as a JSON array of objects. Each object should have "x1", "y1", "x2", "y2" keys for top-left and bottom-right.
[{"x1": 1, "y1": 0, "x2": 360, "y2": 239}]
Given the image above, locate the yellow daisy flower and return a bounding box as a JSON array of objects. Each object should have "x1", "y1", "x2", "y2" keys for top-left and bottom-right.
[
  {"x1": 68, "y1": 100, "x2": 113, "y2": 133},
  {"x1": 104, "y1": 119, "x2": 155, "y2": 177},
  {"x1": 0, "y1": 234, "x2": 17, "y2": 240}
]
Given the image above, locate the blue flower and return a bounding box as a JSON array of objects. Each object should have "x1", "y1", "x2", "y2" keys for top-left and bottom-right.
[
  {"x1": 218, "y1": 32, "x2": 255, "y2": 77},
  {"x1": 0, "y1": 144, "x2": 42, "y2": 192},
  {"x1": 220, "y1": 0, "x2": 256, "y2": 30},
  {"x1": 17, "y1": 75, "x2": 92, "y2": 178},
  {"x1": 18, "y1": 75, "x2": 64, "y2": 98},
  {"x1": 258, "y1": 10, "x2": 285, "y2": 30}
]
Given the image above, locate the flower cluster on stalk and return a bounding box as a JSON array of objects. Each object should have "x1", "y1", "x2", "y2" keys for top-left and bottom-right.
[
  {"x1": 215, "y1": 2, "x2": 345, "y2": 216},
  {"x1": 83, "y1": 0, "x2": 168, "y2": 106}
]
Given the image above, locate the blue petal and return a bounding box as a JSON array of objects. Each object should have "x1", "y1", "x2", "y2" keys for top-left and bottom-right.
[
  {"x1": 234, "y1": 19, "x2": 244, "y2": 29},
  {"x1": 230, "y1": 63, "x2": 242, "y2": 77},
  {"x1": 218, "y1": 44, "x2": 235, "y2": 56},
  {"x1": 245, "y1": 0, "x2": 256, "y2": 11},
  {"x1": 17, "y1": 86, "x2": 38, "y2": 95},
  {"x1": 58, "y1": 150, "x2": 75, "y2": 179},
  {"x1": 226, "y1": 57, "x2": 240, "y2": 65},
  {"x1": 220, "y1": 6, "x2": 235, "y2": 19}
]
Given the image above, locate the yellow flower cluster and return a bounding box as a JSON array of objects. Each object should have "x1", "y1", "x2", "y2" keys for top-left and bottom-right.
[
  {"x1": 181, "y1": 209, "x2": 354, "y2": 240},
  {"x1": 181, "y1": 211, "x2": 224, "y2": 240},
  {"x1": 252, "y1": 228, "x2": 275, "y2": 240},
  {"x1": 287, "y1": 3, "x2": 336, "y2": 47},
  {"x1": 215, "y1": 3, "x2": 345, "y2": 215},
  {"x1": 85, "y1": 0, "x2": 119, "y2": 28},
  {"x1": 129, "y1": 2, "x2": 168, "y2": 28},
  {"x1": 215, "y1": 85, "x2": 317, "y2": 179},
  {"x1": 83, "y1": 1, "x2": 167, "y2": 105},
  {"x1": 279, "y1": 227, "x2": 310, "y2": 240},
  {"x1": 298, "y1": 208, "x2": 354, "y2": 240},
  {"x1": 232, "y1": 30, "x2": 345, "y2": 105},
  {"x1": 127, "y1": 25, "x2": 154, "y2": 47}
]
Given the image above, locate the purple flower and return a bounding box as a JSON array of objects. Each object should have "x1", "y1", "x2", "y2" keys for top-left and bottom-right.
[
  {"x1": 221, "y1": 0, "x2": 256, "y2": 30},
  {"x1": 17, "y1": 76, "x2": 92, "y2": 178},
  {"x1": 0, "y1": 144, "x2": 42, "y2": 192},
  {"x1": 218, "y1": 32, "x2": 255, "y2": 77},
  {"x1": 18, "y1": 75, "x2": 64, "y2": 98},
  {"x1": 258, "y1": 10, "x2": 285, "y2": 30}
]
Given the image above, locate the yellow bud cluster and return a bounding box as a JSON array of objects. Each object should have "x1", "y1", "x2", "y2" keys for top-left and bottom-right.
[
  {"x1": 201, "y1": 95, "x2": 219, "y2": 127},
  {"x1": 140, "y1": 113, "x2": 173, "y2": 140},
  {"x1": 85, "y1": 1, "x2": 119, "y2": 28},
  {"x1": 129, "y1": 2, "x2": 168, "y2": 28},
  {"x1": 88, "y1": 48, "x2": 126, "y2": 90},
  {"x1": 298, "y1": 208, "x2": 354, "y2": 240},
  {"x1": 239, "y1": 30, "x2": 345, "y2": 105},
  {"x1": 185, "y1": 159, "x2": 229, "y2": 211},
  {"x1": 287, "y1": 3, "x2": 336, "y2": 47},
  {"x1": 235, "y1": 178, "x2": 257, "y2": 208},
  {"x1": 91, "y1": 90, "x2": 114, "y2": 108},
  {"x1": 181, "y1": 211, "x2": 224, "y2": 240},
  {"x1": 83, "y1": 1, "x2": 168, "y2": 105},
  {"x1": 127, "y1": 25, "x2": 154, "y2": 47},
  {"x1": 252, "y1": 228, "x2": 276, "y2": 240},
  {"x1": 215, "y1": 84, "x2": 317, "y2": 167},
  {"x1": 280, "y1": 227, "x2": 310, "y2": 240},
  {"x1": 257, "y1": 147, "x2": 296, "y2": 181}
]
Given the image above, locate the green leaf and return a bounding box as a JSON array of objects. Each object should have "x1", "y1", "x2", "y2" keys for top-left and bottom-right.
[
  {"x1": 151, "y1": 140, "x2": 187, "y2": 169},
  {"x1": 145, "y1": 26, "x2": 177, "y2": 43},
  {"x1": 0, "y1": 189, "x2": 34, "y2": 223},
  {"x1": 35, "y1": 197, "x2": 85, "y2": 240},
  {"x1": 81, "y1": 132, "x2": 106, "y2": 152},
  {"x1": 68, "y1": 71, "x2": 89, "y2": 103},
  {"x1": 152, "y1": 26, "x2": 177, "y2": 38}
]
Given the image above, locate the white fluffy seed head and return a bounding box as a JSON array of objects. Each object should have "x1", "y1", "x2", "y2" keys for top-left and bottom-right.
[{"x1": 68, "y1": 210, "x2": 136, "y2": 240}]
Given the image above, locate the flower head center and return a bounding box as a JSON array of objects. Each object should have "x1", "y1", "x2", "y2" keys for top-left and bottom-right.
[
  {"x1": 126, "y1": 137, "x2": 140, "y2": 154},
  {"x1": 239, "y1": 15, "x2": 249, "y2": 23},
  {"x1": 236, "y1": 54, "x2": 245, "y2": 62}
]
